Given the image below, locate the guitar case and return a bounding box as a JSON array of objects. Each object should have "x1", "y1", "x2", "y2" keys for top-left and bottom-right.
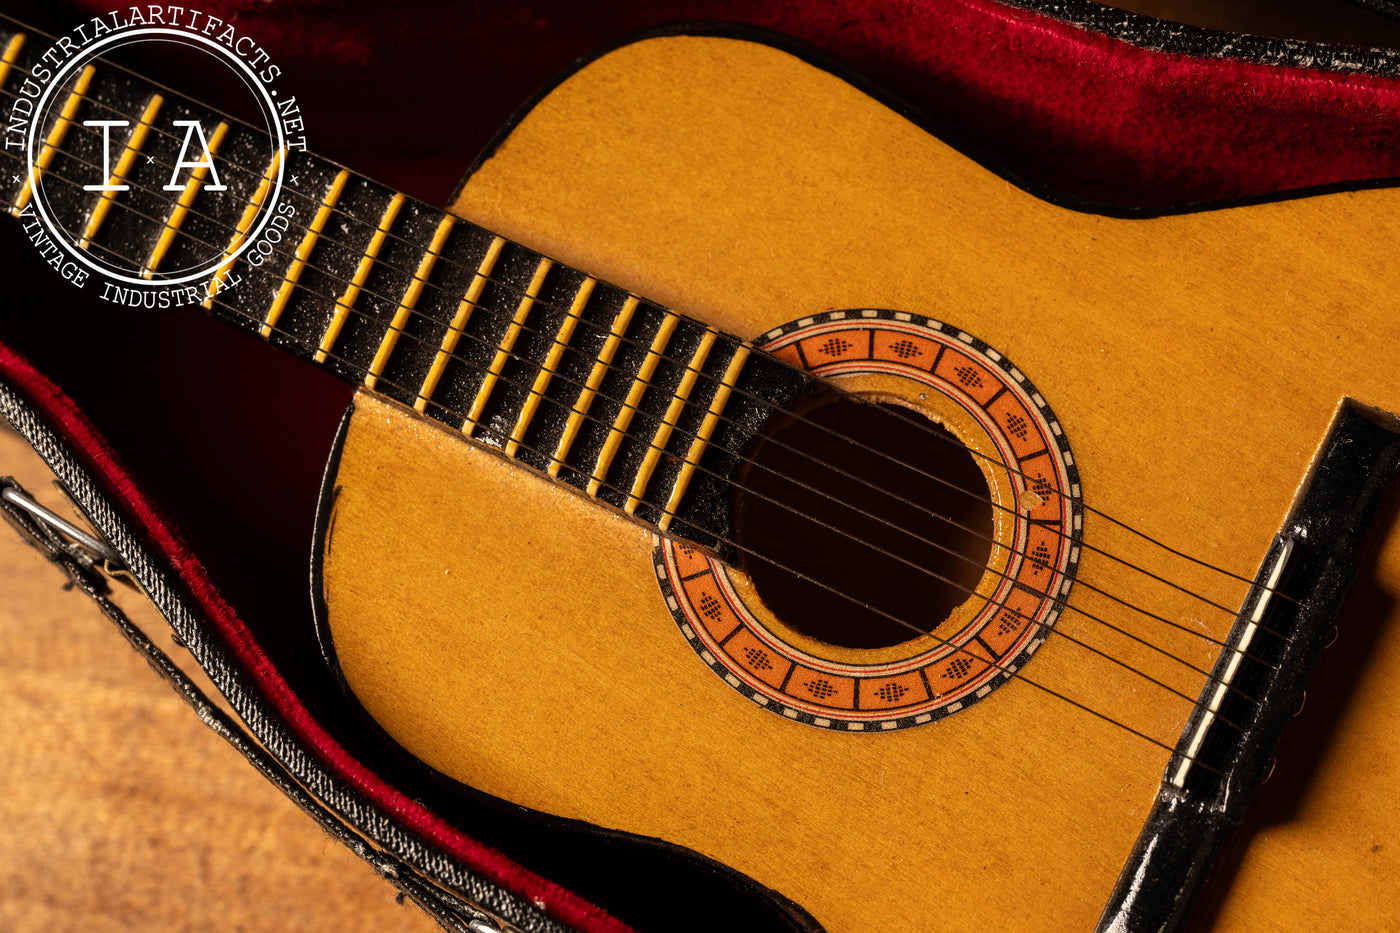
[{"x1": 3, "y1": 1, "x2": 1400, "y2": 930}]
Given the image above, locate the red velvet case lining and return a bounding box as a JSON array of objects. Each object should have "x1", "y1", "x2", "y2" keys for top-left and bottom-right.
[
  {"x1": 55, "y1": 0, "x2": 1400, "y2": 209},
  {"x1": 5, "y1": 1, "x2": 1400, "y2": 930}
]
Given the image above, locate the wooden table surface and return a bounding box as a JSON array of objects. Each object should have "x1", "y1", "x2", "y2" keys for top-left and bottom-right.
[{"x1": 0, "y1": 425, "x2": 439, "y2": 933}]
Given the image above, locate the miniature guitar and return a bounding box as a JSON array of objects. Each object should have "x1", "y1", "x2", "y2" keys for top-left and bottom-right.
[{"x1": 4, "y1": 19, "x2": 1400, "y2": 933}]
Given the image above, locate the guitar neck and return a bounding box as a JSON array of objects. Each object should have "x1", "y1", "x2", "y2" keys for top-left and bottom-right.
[{"x1": 0, "y1": 21, "x2": 812, "y2": 555}]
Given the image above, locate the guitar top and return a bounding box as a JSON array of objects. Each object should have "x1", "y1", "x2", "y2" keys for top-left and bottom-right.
[{"x1": 327, "y1": 31, "x2": 1400, "y2": 933}]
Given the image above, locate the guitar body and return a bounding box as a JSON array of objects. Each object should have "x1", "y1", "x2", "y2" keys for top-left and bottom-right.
[{"x1": 319, "y1": 33, "x2": 1400, "y2": 931}]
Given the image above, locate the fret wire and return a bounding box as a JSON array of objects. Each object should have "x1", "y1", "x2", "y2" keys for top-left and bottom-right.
[
  {"x1": 12, "y1": 64, "x2": 96, "y2": 215},
  {"x1": 660, "y1": 343, "x2": 751, "y2": 532},
  {"x1": 16, "y1": 115, "x2": 751, "y2": 521},
  {"x1": 0, "y1": 68, "x2": 769, "y2": 474},
  {"x1": 0, "y1": 59, "x2": 543, "y2": 316},
  {"x1": 0, "y1": 68, "x2": 442, "y2": 306},
  {"x1": 20, "y1": 104, "x2": 619, "y2": 398},
  {"x1": 506, "y1": 276, "x2": 596, "y2": 458},
  {"x1": 0, "y1": 47, "x2": 295, "y2": 206},
  {"x1": 202, "y1": 144, "x2": 282, "y2": 307},
  {"x1": 551, "y1": 297, "x2": 640, "y2": 478},
  {"x1": 0, "y1": 80, "x2": 250, "y2": 273},
  {"x1": 257, "y1": 168, "x2": 349, "y2": 331},
  {"x1": 464, "y1": 256, "x2": 553, "y2": 434},
  {"x1": 21, "y1": 110, "x2": 752, "y2": 528},
  {"x1": 0, "y1": 32, "x2": 22, "y2": 85},
  {"x1": 0, "y1": 71, "x2": 729, "y2": 444},
  {"x1": 0, "y1": 78, "x2": 310, "y2": 265},
  {"x1": 0, "y1": 77, "x2": 287, "y2": 269},
  {"x1": 5, "y1": 119, "x2": 477, "y2": 407},
  {"x1": 366, "y1": 213, "x2": 457, "y2": 389},
  {"x1": 315, "y1": 192, "x2": 405, "y2": 363},
  {"x1": 16, "y1": 107, "x2": 617, "y2": 416},
  {"x1": 416, "y1": 235, "x2": 506, "y2": 410},
  {"x1": 587, "y1": 312, "x2": 681, "y2": 498},
  {"x1": 626, "y1": 327, "x2": 720, "y2": 515},
  {"x1": 143, "y1": 120, "x2": 230, "y2": 277},
  {"x1": 78, "y1": 93, "x2": 164, "y2": 250},
  {"x1": 3, "y1": 118, "x2": 323, "y2": 316},
  {"x1": 588, "y1": 311, "x2": 680, "y2": 498}
]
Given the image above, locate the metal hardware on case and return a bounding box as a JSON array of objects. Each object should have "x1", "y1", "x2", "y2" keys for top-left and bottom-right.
[
  {"x1": 467, "y1": 920, "x2": 505, "y2": 933},
  {"x1": 1, "y1": 483, "x2": 123, "y2": 568}
]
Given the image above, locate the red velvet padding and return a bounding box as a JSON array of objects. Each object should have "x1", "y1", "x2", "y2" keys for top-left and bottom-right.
[{"x1": 57, "y1": 0, "x2": 1400, "y2": 208}]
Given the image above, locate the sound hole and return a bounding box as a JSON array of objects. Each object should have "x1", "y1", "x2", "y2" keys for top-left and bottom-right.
[{"x1": 734, "y1": 392, "x2": 995, "y2": 650}]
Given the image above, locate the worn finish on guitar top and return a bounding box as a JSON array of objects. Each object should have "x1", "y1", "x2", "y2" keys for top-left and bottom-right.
[{"x1": 319, "y1": 35, "x2": 1400, "y2": 932}]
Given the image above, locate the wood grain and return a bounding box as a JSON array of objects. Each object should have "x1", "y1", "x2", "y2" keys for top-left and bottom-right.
[
  {"x1": 322, "y1": 32, "x2": 1400, "y2": 932},
  {"x1": 0, "y1": 426, "x2": 439, "y2": 933}
]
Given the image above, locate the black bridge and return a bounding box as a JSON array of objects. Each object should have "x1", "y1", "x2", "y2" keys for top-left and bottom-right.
[{"x1": 1097, "y1": 400, "x2": 1400, "y2": 933}]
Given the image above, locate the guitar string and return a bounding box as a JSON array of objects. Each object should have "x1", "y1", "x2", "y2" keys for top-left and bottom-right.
[
  {"x1": 1, "y1": 137, "x2": 1287, "y2": 684},
  {"x1": 155, "y1": 271, "x2": 1243, "y2": 758},
  {"x1": 0, "y1": 134, "x2": 1276, "y2": 672},
  {"x1": 0, "y1": 83, "x2": 1291, "y2": 695},
  {"x1": 10, "y1": 118, "x2": 1260, "y2": 647},
  {"x1": 0, "y1": 64, "x2": 1286, "y2": 668},
  {"x1": 0, "y1": 107, "x2": 1258, "y2": 638},
  {"x1": 12, "y1": 87, "x2": 1267, "y2": 619},
  {"x1": 6, "y1": 132, "x2": 1279, "y2": 677},
  {"x1": 2, "y1": 125, "x2": 1287, "y2": 690},
  {"x1": 0, "y1": 68, "x2": 1289, "y2": 611},
  {"x1": 6, "y1": 171, "x2": 1275, "y2": 731},
  {"x1": 2, "y1": 168, "x2": 1265, "y2": 749}
]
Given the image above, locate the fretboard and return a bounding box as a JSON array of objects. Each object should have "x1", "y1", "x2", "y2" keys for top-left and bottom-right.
[{"x1": 0, "y1": 23, "x2": 812, "y2": 555}]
